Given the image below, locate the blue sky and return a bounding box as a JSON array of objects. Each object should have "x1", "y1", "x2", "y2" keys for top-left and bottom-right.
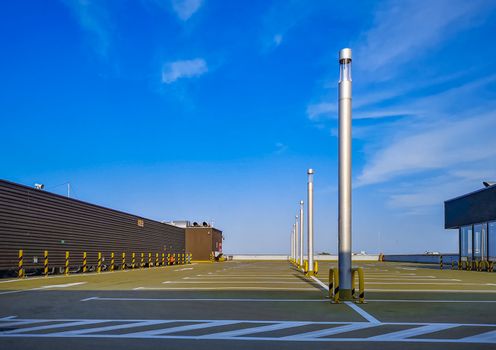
[{"x1": 2, "y1": 0, "x2": 496, "y2": 254}]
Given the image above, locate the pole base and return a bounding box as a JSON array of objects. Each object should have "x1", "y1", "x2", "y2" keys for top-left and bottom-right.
[{"x1": 339, "y1": 289, "x2": 353, "y2": 301}]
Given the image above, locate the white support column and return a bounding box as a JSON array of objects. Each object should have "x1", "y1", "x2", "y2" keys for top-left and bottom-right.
[{"x1": 307, "y1": 169, "x2": 314, "y2": 273}]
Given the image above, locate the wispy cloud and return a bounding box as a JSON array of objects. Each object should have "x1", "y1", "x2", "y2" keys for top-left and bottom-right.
[
  {"x1": 60, "y1": 0, "x2": 111, "y2": 58},
  {"x1": 171, "y1": 0, "x2": 203, "y2": 21},
  {"x1": 355, "y1": 0, "x2": 493, "y2": 76},
  {"x1": 356, "y1": 110, "x2": 496, "y2": 187},
  {"x1": 274, "y1": 142, "x2": 288, "y2": 155},
  {"x1": 162, "y1": 58, "x2": 208, "y2": 84}
]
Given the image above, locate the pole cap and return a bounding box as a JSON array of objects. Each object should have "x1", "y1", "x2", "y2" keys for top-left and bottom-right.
[
  {"x1": 339, "y1": 48, "x2": 352, "y2": 63},
  {"x1": 300, "y1": 200, "x2": 304, "y2": 205},
  {"x1": 307, "y1": 168, "x2": 314, "y2": 175}
]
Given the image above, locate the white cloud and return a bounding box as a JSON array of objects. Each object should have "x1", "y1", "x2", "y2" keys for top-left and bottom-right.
[
  {"x1": 306, "y1": 102, "x2": 335, "y2": 120},
  {"x1": 356, "y1": 112, "x2": 496, "y2": 187},
  {"x1": 162, "y1": 58, "x2": 208, "y2": 84},
  {"x1": 273, "y1": 34, "x2": 283, "y2": 47},
  {"x1": 171, "y1": 0, "x2": 203, "y2": 21},
  {"x1": 60, "y1": 0, "x2": 110, "y2": 58},
  {"x1": 274, "y1": 142, "x2": 288, "y2": 155},
  {"x1": 355, "y1": 0, "x2": 492, "y2": 75}
]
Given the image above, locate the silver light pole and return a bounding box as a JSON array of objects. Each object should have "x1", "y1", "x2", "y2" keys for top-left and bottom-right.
[
  {"x1": 295, "y1": 216, "x2": 299, "y2": 265},
  {"x1": 307, "y1": 169, "x2": 314, "y2": 274},
  {"x1": 299, "y1": 201, "x2": 304, "y2": 268},
  {"x1": 338, "y1": 48, "x2": 353, "y2": 300}
]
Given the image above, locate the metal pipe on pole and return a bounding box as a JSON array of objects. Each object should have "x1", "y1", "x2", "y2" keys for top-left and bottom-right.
[
  {"x1": 299, "y1": 201, "x2": 304, "y2": 268},
  {"x1": 307, "y1": 169, "x2": 314, "y2": 273},
  {"x1": 338, "y1": 48, "x2": 353, "y2": 300}
]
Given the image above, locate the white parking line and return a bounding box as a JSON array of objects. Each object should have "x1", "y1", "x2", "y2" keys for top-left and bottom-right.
[{"x1": 80, "y1": 297, "x2": 327, "y2": 302}]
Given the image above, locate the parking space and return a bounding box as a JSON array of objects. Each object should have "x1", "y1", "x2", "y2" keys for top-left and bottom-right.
[{"x1": 1, "y1": 261, "x2": 496, "y2": 349}]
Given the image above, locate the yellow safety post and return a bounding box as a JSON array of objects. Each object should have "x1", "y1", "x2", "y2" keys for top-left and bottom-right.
[
  {"x1": 132, "y1": 252, "x2": 136, "y2": 269},
  {"x1": 167, "y1": 253, "x2": 171, "y2": 266},
  {"x1": 140, "y1": 253, "x2": 144, "y2": 268},
  {"x1": 97, "y1": 252, "x2": 102, "y2": 273},
  {"x1": 122, "y1": 252, "x2": 126, "y2": 270},
  {"x1": 304, "y1": 260, "x2": 309, "y2": 274},
  {"x1": 313, "y1": 261, "x2": 319, "y2": 275},
  {"x1": 182, "y1": 254, "x2": 185, "y2": 264},
  {"x1": 479, "y1": 260, "x2": 489, "y2": 272},
  {"x1": 18, "y1": 249, "x2": 24, "y2": 278},
  {"x1": 83, "y1": 252, "x2": 87, "y2": 273},
  {"x1": 489, "y1": 261, "x2": 494, "y2": 272},
  {"x1": 328, "y1": 268, "x2": 339, "y2": 303},
  {"x1": 148, "y1": 252, "x2": 152, "y2": 267},
  {"x1": 189, "y1": 253, "x2": 192, "y2": 264},
  {"x1": 162, "y1": 253, "x2": 165, "y2": 266},
  {"x1": 173, "y1": 253, "x2": 176, "y2": 265},
  {"x1": 351, "y1": 267, "x2": 366, "y2": 304},
  {"x1": 44, "y1": 250, "x2": 49, "y2": 277},
  {"x1": 64, "y1": 251, "x2": 69, "y2": 275},
  {"x1": 155, "y1": 253, "x2": 159, "y2": 267},
  {"x1": 110, "y1": 252, "x2": 115, "y2": 272},
  {"x1": 440, "y1": 255, "x2": 443, "y2": 270}
]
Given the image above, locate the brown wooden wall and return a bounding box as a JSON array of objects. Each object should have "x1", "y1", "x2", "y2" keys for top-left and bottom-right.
[{"x1": 0, "y1": 179, "x2": 185, "y2": 271}]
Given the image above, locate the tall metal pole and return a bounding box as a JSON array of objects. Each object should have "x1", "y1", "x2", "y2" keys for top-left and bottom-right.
[
  {"x1": 307, "y1": 169, "x2": 314, "y2": 273},
  {"x1": 299, "y1": 201, "x2": 304, "y2": 268},
  {"x1": 295, "y1": 216, "x2": 299, "y2": 265},
  {"x1": 338, "y1": 48, "x2": 353, "y2": 300},
  {"x1": 292, "y1": 224, "x2": 295, "y2": 261}
]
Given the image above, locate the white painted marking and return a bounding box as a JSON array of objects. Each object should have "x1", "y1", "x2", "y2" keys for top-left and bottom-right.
[
  {"x1": 368, "y1": 299, "x2": 496, "y2": 303},
  {"x1": 462, "y1": 329, "x2": 496, "y2": 342},
  {"x1": 40, "y1": 282, "x2": 87, "y2": 289},
  {"x1": 310, "y1": 276, "x2": 329, "y2": 290},
  {"x1": 369, "y1": 324, "x2": 457, "y2": 340},
  {"x1": 160, "y1": 281, "x2": 308, "y2": 284},
  {"x1": 203, "y1": 321, "x2": 309, "y2": 338},
  {"x1": 51, "y1": 321, "x2": 171, "y2": 335},
  {"x1": 344, "y1": 302, "x2": 381, "y2": 324},
  {"x1": 80, "y1": 297, "x2": 98, "y2": 302},
  {"x1": 365, "y1": 289, "x2": 496, "y2": 293},
  {"x1": 1, "y1": 320, "x2": 106, "y2": 334},
  {"x1": 125, "y1": 321, "x2": 235, "y2": 336},
  {"x1": 283, "y1": 323, "x2": 376, "y2": 339},
  {"x1": 174, "y1": 268, "x2": 193, "y2": 271},
  {"x1": 135, "y1": 287, "x2": 318, "y2": 291},
  {"x1": 80, "y1": 297, "x2": 327, "y2": 302}
]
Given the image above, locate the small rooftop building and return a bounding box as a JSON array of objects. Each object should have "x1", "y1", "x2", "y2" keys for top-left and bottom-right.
[
  {"x1": 180, "y1": 222, "x2": 223, "y2": 261},
  {"x1": 444, "y1": 182, "x2": 496, "y2": 263}
]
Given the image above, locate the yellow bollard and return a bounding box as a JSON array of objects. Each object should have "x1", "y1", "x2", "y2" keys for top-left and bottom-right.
[
  {"x1": 162, "y1": 253, "x2": 165, "y2": 266},
  {"x1": 148, "y1": 252, "x2": 152, "y2": 267},
  {"x1": 313, "y1": 261, "x2": 319, "y2": 275},
  {"x1": 329, "y1": 268, "x2": 339, "y2": 303},
  {"x1": 110, "y1": 252, "x2": 115, "y2": 272},
  {"x1": 182, "y1": 253, "x2": 185, "y2": 265},
  {"x1": 155, "y1": 253, "x2": 159, "y2": 267},
  {"x1": 44, "y1": 250, "x2": 49, "y2": 277},
  {"x1": 83, "y1": 252, "x2": 87, "y2": 273},
  {"x1": 141, "y1": 253, "x2": 144, "y2": 268},
  {"x1": 167, "y1": 253, "x2": 171, "y2": 266},
  {"x1": 18, "y1": 249, "x2": 24, "y2": 278},
  {"x1": 351, "y1": 267, "x2": 366, "y2": 304},
  {"x1": 122, "y1": 252, "x2": 126, "y2": 270},
  {"x1": 65, "y1": 251, "x2": 69, "y2": 275},
  {"x1": 132, "y1": 252, "x2": 136, "y2": 269},
  {"x1": 173, "y1": 253, "x2": 176, "y2": 265},
  {"x1": 97, "y1": 252, "x2": 102, "y2": 273},
  {"x1": 440, "y1": 255, "x2": 443, "y2": 270}
]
